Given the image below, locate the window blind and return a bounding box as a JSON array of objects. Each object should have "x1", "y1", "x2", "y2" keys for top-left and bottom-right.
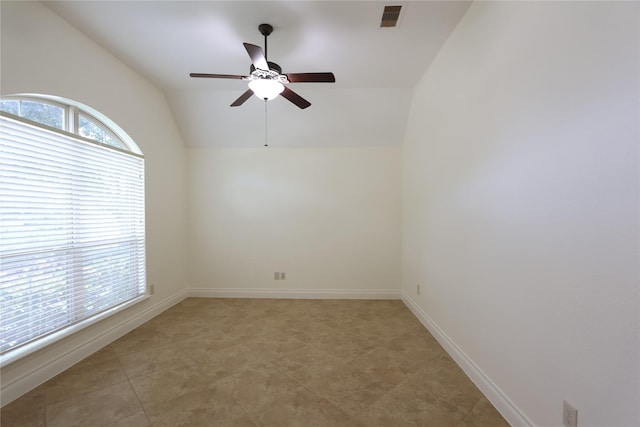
[{"x1": 0, "y1": 114, "x2": 146, "y2": 361}]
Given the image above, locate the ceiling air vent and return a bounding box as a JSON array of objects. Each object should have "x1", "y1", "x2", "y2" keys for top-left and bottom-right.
[{"x1": 380, "y1": 5, "x2": 402, "y2": 28}]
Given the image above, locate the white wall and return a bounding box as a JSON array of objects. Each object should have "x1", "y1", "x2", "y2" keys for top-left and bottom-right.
[
  {"x1": 1, "y1": 1, "x2": 189, "y2": 404},
  {"x1": 402, "y1": 1, "x2": 639, "y2": 426},
  {"x1": 189, "y1": 146, "x2": 401, "y2": 298}
]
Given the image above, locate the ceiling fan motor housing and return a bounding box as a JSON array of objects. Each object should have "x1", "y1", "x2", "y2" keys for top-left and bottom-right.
[{"x1": 250, "y1": 62, "x2": 282, "y2": 75}]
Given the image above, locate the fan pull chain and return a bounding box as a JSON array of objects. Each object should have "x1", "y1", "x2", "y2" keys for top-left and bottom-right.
[{"x1": 264, "y1": 99, "x2": 268, "y2": 147}]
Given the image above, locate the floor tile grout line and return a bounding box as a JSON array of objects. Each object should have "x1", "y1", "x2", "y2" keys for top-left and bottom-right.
[
  {"x1": 114, "y1": 349, "x2": 155, "y2": 426},
  {"x1": 41, "y1": 378, "x2": 133, "y2": 427}
]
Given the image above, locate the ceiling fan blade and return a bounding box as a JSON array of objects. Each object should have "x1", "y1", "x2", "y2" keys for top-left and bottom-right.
[
  {"x1": 230, "y1": 89, "x2": 254, "y2": 107},
  {"x1": 286, "y1": 72, "x2": 336, "y2": 83},
  {"x1": 280, "y1": 86, "x2": 311, "y2": 109},
  {"x1": 190, "y1": 73, "x2": 247, "y2": 79},
  {"x1": 243, "y1": 43, "x2": 269, "y2": 71}
]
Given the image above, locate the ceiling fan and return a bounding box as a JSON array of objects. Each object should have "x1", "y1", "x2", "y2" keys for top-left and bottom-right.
[{"x1": 190, "y1": 24, "x2": 335, "y2": 109}]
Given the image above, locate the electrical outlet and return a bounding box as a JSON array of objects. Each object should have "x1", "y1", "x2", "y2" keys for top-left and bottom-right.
[
  {"x1": 416, "y1": 284, "x2": 420, "y2": 295},
  {"x1": 149, "y1": 284, "x2": 155, "y2": 295},
  {"x1": 281, "y1": 272, "x2": 285, "y2": 280},
  {"x1": 563, "y1": 400, "x2": 578, "y2": 427},
  {"x1": 274, "y1": 272, "x2": 280, "y2": 280}
]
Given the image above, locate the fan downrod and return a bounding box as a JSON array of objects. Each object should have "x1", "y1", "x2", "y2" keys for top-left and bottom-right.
[{"x1": 259, "y1": 24, "x2": 273, "y2": 59}]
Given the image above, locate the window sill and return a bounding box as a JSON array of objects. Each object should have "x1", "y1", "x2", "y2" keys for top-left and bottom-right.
[{"x1": 0, "y1": 294, "x2": 150, "y2": 367}]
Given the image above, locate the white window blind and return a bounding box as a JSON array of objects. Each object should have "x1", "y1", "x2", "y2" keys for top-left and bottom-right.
[{"x1": 0, "y1": 114, "x2": 146, "y2": 361}]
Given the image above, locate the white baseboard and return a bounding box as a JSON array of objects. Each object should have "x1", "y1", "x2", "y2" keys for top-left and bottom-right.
[
  {"x1": 401, "y1": 291, "x2": 533, "y2": 427},
  {"x1": 1, "y1": 290, "x2": 188, "y2": 406},
  {"x1": 188, "y1": 288, "x2": 401, "y2": 300}
]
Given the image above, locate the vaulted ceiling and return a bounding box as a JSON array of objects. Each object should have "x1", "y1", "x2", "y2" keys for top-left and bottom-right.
[{"x1": 45, "y1": 1, "x2": 471, "y2": 148}]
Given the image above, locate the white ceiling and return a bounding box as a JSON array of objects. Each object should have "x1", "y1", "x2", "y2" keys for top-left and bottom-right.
[{"x1": 45, "y1": 1, "x2": 471, "y2": 148}]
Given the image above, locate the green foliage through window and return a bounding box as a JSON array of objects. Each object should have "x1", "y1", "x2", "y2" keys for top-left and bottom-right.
[
  {"x1": 21, "y1": 101, "x2": 64, "y2": 130},
  {"x1": 0, "y1": 100, "x2": 19, "y2": 115}
]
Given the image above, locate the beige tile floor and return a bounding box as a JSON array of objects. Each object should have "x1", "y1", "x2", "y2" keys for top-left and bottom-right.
[{"x1": 1, "y1": 298, "x2": 510, "y2": 427}]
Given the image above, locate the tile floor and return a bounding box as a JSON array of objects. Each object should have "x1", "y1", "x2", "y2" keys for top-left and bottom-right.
[{"x1": 1, "y1": 298, "x2": 510, "y2": 427}]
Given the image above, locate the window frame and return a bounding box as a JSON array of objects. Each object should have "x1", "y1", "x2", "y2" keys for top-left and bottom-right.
[
  {"x1": 0, "y1": 95, "x2": 147, "y2": 366},
  {"x1": 0, "y1": 94, "x2": 142, "y2": 155}
]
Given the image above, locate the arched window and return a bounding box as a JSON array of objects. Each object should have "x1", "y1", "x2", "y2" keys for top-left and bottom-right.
[{"x1": 0, "y1": 95, "x2": 146, "y2": 364}]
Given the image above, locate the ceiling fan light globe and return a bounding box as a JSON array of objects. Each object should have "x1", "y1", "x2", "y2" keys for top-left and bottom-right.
[{"x1": 249, "y1": 79, "x2": 285, "y2": 100}]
